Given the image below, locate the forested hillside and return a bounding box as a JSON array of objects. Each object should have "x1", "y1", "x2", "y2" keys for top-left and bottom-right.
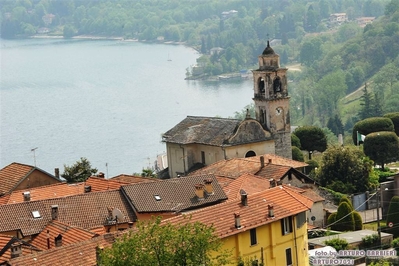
[{"x1": 1, "y1": 0, "x2": 399, "y2": 136}]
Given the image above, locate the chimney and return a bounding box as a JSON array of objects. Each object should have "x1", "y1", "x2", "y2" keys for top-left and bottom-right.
[
  {"x1": 84, "y1": 185, "x2": 92, "y2": 193},
  {"x1": 23, "y1": 191, "x2": 30, "y2": 201},
  {"x1": 268, "y1": 204, "x2": 274, "y2": 218},
  {"x1": 240, "y1": 189, "x2": 248, "y2": 206},
  {"x1": 98, "y1": 172, "x2": 105, "y2": 178},
  {"x1": 54, "y1": 234, "x2": 62, "y2": 247},
  {"x1": 51, "y1": 205, "x2": 58, "y2": 220},
  {"x1": 128, "y1": 222, "x2": 134, "y2": 228},
  {"x1": 195, "y1": 184, "x2": 204, "y2": 199},
  {"x1": 47, "y1": 230, "x2": 50, "y2": 249},
  {"x1": 10, "y1": 242, "x2": 22, "y2": 258},
  {"x1": 260, "y1": 156, "x2": 265, "y2": 168},
  {"x1": 234, "y1": 212, "x2": 241, "y2": 229},
  {"x1": 54, "y1": 168, "x2": 60, "y2": 179},
  {"x1": 204, "y1": 179, "x2": 214, "y2": 195},
  {"x1": 269, "y1": 178, "x2": 276, "y2": 188},
  {"x1": 268, "y1": 158, "x2": 272, "y2": 164}
]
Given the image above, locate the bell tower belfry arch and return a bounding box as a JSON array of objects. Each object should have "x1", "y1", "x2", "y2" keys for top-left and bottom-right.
[{"x1": 252, "y1": 41, "x2": 292, "y2": 159}]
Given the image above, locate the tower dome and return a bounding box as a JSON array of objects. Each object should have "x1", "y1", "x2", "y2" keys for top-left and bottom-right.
[{"x1": 262, "y1": 41, "x2": 275, "y2": 55}]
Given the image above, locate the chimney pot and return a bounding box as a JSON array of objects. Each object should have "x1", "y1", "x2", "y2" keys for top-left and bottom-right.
[
  {"x1": 203, "y1": 179, "x2": 214, "y2": 195},
  {"x1": 240, "y1": 190, "x2": 248, "y2": 206},
  {"x1": 23, "y1": 191, "x2": 30, "y2": 201},
  {"x1": 128, "y1": 222, "x2": 134, "y2": 228},
  {"x1": 54, "y1": 234, "x2": 62, "y2": 247},
  {"x1": 268, "y1": 204, "x2": 274, "y2": 218},
  {"x1": 260, "y1": 156, "x2": 265, "y2": 167},
  {"x1": 268, "y1": 158, "x2": 272, "y2": 164},
  {"x1": 84, "y1": 185, "x2": 92, "y2": 193},
  {"x1": 11, "y1": 243, "x2": 22, "y2": 258},
  {"x1": 51, "y1": 205, "x2": 59, "y2": 220},
  {"x1": 234, "y1": 212, "x2": 241, "y2": 229},
  {"x1": 98, "y1": 172, "x2": 105, "y2": 178},
  {"x1": 54, "y1": 168, "x2": 60, "y2": 179},
  {"x1": 195, "y1": 184, "x2": 204, "y2": 199}
]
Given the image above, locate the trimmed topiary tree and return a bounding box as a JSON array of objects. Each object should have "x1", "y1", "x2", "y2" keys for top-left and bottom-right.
[
  {"x1": 335, "y1": 202, "x2": 355, "y2": 231},
  {"x1": 292, "y1": 146, "x2": 304, "y2": 162},
  {"x1": 291, "y1": 134, "x2": 301, "y2": 149},
  {"x1": 352, "y1": 117, "x2": 394, "y2": 145},
  {"x1": 384, "y1": 112, "x2": 399, "y2": 136},
  {"x1": 386, "y1": 196, "x2": 399, "y2": 238},
  {"x1": 293, "y1": 126, "x2": 327, "y2": 159},
  {"x1": 339, "y1": 196, "x2": 353, "y2": 209},
  {"x1": 327, "y1": 213, "x2": 337, "y2": 229},
  {"x1": 363, "y1": 131, "x2": 399, "y2": 169},
  {"x1": 353, "y1": 211, "x2": 363, "y2": 231}
]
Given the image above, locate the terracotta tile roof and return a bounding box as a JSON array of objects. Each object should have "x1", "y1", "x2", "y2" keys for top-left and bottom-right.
[
  {"x1": 0, "y1": 195, "x2": 10, "y2": 205},
  {"x1": 190, "y1": 154, "x2": 306, "y2": 179},
  {"x1": 110, "y1": 174, "x2": 159, "y2": 183},
  {"x1": 216, "y1": 176, "x2": 235, "y2": 187},
  {"x1": 223, "y1": 173, "x2": 270, "y2": 201},
  {"x1": 84, "y1": 177, "x2": 131, "y2": 192},
  {"x1": 162, "y1": 116, "x2": 242, "y2": 146},
  {"x1": 0, "y1": 235, "x2": 41, "y2": 264},
  {"x1": 2, "y1": 183, "x2": 85, "y2": 205},
  {"x1": 300, "y1": 188, "x2": 325, "y2": 202},
  {"x1": 0, "y1": 163, "x2": 60, "y2": 195},
  {"x1": 163, "y1": 185, "x2": 314, "y2": 238},
  {"x1": 30, "y1": 220, "x2": 97, "y2": 250},
  {"x1": 121, "y1": 174, "x2": 227, "y2": 213},
  {"x1": 0, "y1": 190, "x2": 135, "y2": 237},
  {"x1": 7, "y1": 233, "x2": 115, "y2": 266}
]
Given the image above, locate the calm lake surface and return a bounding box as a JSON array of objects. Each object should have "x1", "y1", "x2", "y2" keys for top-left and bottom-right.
[{"x1": 0, "y1": 38, "x2": 253, "y2": 177}]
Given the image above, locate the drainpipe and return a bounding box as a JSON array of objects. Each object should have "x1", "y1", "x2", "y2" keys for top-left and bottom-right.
[
  {"x1": 293, "y1": 216, "x2": 299, "y2": 266},
  {"x1": 221, "y1": 146, "x2": 227, "y2": 160},
  {"x1": 179, "y1": 145, "x2": 186, "y2": 175}
]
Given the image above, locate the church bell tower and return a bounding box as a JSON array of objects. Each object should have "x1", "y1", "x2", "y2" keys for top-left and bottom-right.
[{"x1": 252, "y1": 41, "x2": 292, "y2": 159}]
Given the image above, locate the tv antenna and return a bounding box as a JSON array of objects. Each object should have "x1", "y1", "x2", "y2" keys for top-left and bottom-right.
[{"x1": 31, "y1": 147, "x2": 38, "y2": 166}]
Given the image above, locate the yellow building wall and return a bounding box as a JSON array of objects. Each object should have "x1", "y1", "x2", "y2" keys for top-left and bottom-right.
[
  {"x1": 224, "y1": 141, "x2": 275, "y2": 159},
  {"x1": 217, "y1": 214, "x2": 309, "y2": 266}
]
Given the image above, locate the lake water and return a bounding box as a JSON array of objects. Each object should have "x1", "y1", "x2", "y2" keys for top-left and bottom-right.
[{"x1": 0, "y1": 38, "x2": 253, "y2": 177}]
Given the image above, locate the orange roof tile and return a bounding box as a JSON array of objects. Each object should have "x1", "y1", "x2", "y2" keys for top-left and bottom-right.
[
  {"x1": 163, "y1": 185, "x2": 313, "y2": 238},
  {"x1": 0, "y1": 195, "x2": 10, "y2": 205},
  {"x1": 30, "y1": 220, "x2": 97, "y2": 250},
  {"x1": 8, "y1": 233, "x2": 115, "y2": 266},
  {"x1": 189, "y1": 154, "x2": 307, "y2": 179},
  {"x1": 3, "y1": 183, "x2": 85, "y2": 205},
  {"x1": 223, "y1": 173, "x2": 270, "y2": 201},
  {"x1": 110, "y1": 174, "x2": 159, "y2": 183},
  {"x1": 84, "y1": 177, "x2": 131, "y2": 192},
  {"x1": 0, "y1": 163, "x2": 34, "y2": 195},
  {"x1": 255, "y1": 164, "x2": 291, "y2": 180}
]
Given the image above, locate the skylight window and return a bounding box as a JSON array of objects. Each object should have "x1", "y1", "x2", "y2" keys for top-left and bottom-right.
[
  {"x1": 32, "y1": 211, "x2": 41, "y2": 218},
  {"x1": 154, "y1": 195, "x2": 161, "y2": 201}
]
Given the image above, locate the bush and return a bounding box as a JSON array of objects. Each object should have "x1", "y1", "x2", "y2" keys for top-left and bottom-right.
[
  {"x1": 324, "y1": 238, "x2": 349, "y2": 251},
  {"x1": 392, "y1": 237, "x2": 399, "y2": 252},
  {"x1": 339, "y1": 196, "x2": 353, "y2": 210},
  {"x1": 327, "y1": 213, "x2": 337, "y2": 228},
  {"x1": 386, "y1": 196, "x2": 399, "y2": 237},
  {"x1": 335, "y1": 202, "x2": 355, "y2": 231},
  {"x1": 352, "y1": 117, "x2": 394, "y2": 145},
  {"x1": 353, "y1": 211, "x2": 363, "y2": 231},
  {"x1": 291, "y1": 134, "x2": 301, "y2": 148},
  {"x1": 292, "y1": 146, "x2": 304, "y2": 162},
  {"x1": 384, "y1": 112, "x2": 399, "y2": 136},
  {"x1": 361, "y1": 234, "x2": 379, "y2": 249}
]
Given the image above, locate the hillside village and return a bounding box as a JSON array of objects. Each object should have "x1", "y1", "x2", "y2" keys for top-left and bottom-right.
[{"x1": 1, "y1": 41, "x2": 399, "y2": 266}]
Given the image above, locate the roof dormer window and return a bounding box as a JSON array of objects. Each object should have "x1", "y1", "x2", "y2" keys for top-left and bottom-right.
[
  {"x1": 32, "y1": 211, "x2": 41, "y2": 218},
  {"x1": 154, "y1": 195, "x2": 161, "y2": 201}
]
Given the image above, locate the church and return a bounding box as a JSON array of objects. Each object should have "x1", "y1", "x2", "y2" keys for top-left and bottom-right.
[{"x1": 162, "y1": 42, "x2": 291, "y2": 178}]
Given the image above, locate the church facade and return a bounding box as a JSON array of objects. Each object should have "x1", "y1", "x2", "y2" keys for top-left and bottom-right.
[{"x1": 162, "y1": 42, "x2": 292, "y2": 178}]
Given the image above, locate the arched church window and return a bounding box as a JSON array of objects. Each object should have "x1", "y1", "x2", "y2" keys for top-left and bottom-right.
[
  {"x1": 273, "y1": 76, "x2": 281, "y2": 93},
  {"x1": 259, "y1": 78, "x2": 265, "y2": 94},
  {"x1": 245, "y1": 150, "x2": 256, "y2": 157}
]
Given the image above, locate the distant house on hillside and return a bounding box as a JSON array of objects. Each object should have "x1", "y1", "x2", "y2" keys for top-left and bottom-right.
[
  {"x1": 356, "y1": 17, "x2": 375, "y2": 27},
  {"x1": 329, "y1": 13, "x2": 348, "y2": 25}
]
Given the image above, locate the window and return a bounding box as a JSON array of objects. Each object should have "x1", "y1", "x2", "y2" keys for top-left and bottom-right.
[
  {"x1": 32, "y1": 211, "x2": 41, "y2": 218},
  {"x1": 281, "y1": 217, "x2": 292, "y2": 235},
  {"x1": 297, "y1": 212, "x2": 306, "y2": 228},
  {"x1": 154, "y1": 195, "x2": 161, "y2": 201},
  {"x1": 250, "y1": 228, "x2": 257, "y2": 246},
  {"x1": 286, "y1": 248, "x2": 292, "y2": 266},
  {"x1": 201, "y1": 151, "x2": 205, "y2": 165}
]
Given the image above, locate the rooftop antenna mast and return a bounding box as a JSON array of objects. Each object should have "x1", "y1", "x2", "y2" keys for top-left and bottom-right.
[{"x1": 31, "y1": 147, "x2": 38, "y2": 166}]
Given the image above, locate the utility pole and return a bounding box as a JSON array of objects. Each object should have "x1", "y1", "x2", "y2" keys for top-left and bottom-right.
[
  {"x1": 31, "y1": 147, "x2": 38, "y2": 166},
  {"x1": 376, "y1": 188, "x2": 382, "y2": 248}
]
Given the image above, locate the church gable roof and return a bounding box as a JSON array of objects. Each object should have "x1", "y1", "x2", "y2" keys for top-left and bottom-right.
[
  {"x1": 162, "y1": 116, "x2": 272, "y2": 147},
  {"x1": 162, "y1": 116, "x2": 241, "y2": 146}
]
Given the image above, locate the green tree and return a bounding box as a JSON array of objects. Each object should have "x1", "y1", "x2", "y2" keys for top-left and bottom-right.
[
  {"x1": 352, "y1": 117, "x2": 395, "y2": 145},
  {"x1": 358, "y1": 84, "x2": 374, "y2": 120},
  {"x1": 61, "y1": 157, "x2": 97, "y2": 183},
  {"x1": 335, "y1": 202, "x2": 355, "y2": 231},
  {"x1": 317, "y1": 146, "x2": 373, "y2": 194},
  {"x1": 291, "y1": 134, "x2": 301, "y2": 149},
  {"x1": 293, "y1": 126, "x2": 327, "y2": 159},
  {"x1": 63, "y1": 24, "x2": 76, "y2": 38},
  {"x1": 100, "y1": 216, "x2": 231, "y2": 266},
  {"x1": 363, "y1": 131, "x2": 399, "y2": 169},
  {"x1": 292, "y1": 146, "x2": 304, "y2": 162},
  {"x1": 353, "y1": 211, "x2": 363, "y2": 231},
  {"x1": 384, "y1": 112, "x2": 399, "y2": 136},
  {"x1": 386, "y1": 196, "x2": 399, "y2": 237}
]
